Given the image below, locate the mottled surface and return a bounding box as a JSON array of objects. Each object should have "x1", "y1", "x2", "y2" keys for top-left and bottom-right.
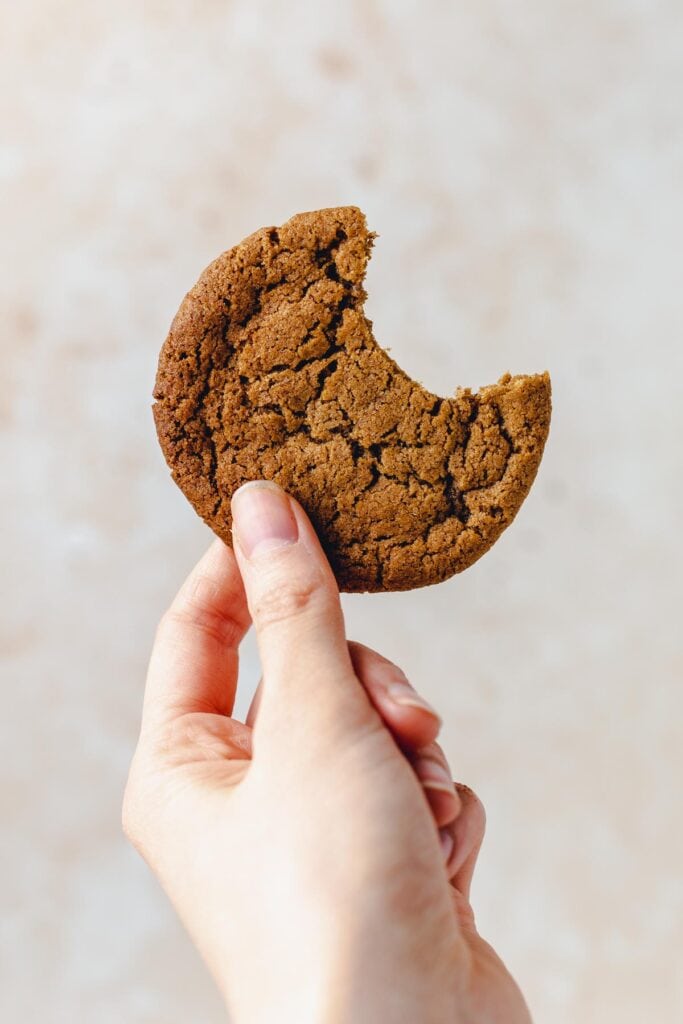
[
  {"x1": 2, "y1": 2, "x2": 682, "y2": 1022},
  {"x1": 154, "y1": 205, "x2": 550, "y2": 591}
]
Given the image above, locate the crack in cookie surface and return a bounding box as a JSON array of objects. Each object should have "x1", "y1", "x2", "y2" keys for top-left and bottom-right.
[{"x1": 153, "y1": 207, "x2": 551, "y2": 592}]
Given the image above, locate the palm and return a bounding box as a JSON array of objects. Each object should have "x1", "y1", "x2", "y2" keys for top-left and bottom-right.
[
  {"x1": 126, "y1": 528, "x2": 533, "y2": 1023},
  {"x1": 150, "y1": 704, "x2": 531, "y2": 1024}
]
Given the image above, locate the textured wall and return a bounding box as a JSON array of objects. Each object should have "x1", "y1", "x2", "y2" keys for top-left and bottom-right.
[{"x1": 2, "y1": 2, "x2": 681, "y2": 1021}]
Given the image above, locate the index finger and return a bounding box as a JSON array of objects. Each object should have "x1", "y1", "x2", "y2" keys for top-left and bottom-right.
[{"x1": 141, "y1": 538, "x2": 251, "y2": 733}]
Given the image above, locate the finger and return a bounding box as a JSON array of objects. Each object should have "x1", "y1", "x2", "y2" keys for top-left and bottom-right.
[
  {"x1": 248, "y1": 642, "x2": 442, "y2": 748},
  {"x1": 411, "y1": 741, "x2": 461, "y2": 828},
  {"x1": 249, "y1": 644, "x2": 456, "y2": 830},
  {"x1": 347, "y1": 641, "x2": 441, "y2": 750},
  {"x1": 439, "y1": 827, "x2": 455, "y2": 865},
  {"x1": 446, "y1": 784, "x2": 486, "y2": 899},
  {"x1": 350, "y1": 643, "x2": 455, "y2": 828},
  {"x1": 141, "y1": 538, "x2": 251, "y2": 732},
  {"x1": 231, "y1": 482, "x2": 365, "y2": 737}
]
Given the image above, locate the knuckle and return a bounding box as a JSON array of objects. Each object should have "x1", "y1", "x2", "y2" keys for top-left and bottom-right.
[
  {"x1": 455, "y1": 781, "x2": 482, "y2": 806},
  {"x1": 455, "y1": 783, "x2": 487, "y2": 831},
  {"x1": 252, "y1": 573, "x2": 324, "y2": 629},
  {"x1": 160, "y1": 601, "x2": 243, "y2": 650}
]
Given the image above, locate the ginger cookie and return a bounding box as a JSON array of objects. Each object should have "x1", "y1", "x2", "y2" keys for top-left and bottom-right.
[{"x1": 153, "y1": 207, "x2": 551, "y2": 592}]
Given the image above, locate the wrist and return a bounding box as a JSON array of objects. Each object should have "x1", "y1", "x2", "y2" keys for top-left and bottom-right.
[
  {"x1": 215, "y1": 945, "x2": 354, "y2": 1024},
  {"x1": 220, "y1": 956, "x2": 452, "y2": 1024}
]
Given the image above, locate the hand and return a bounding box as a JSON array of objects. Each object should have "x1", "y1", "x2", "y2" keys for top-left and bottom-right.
[{"x1": 123, "y1": 482, "x2": 531, "y2": 1024}]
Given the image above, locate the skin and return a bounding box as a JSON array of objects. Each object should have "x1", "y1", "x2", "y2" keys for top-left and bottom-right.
[{"x1": 123, "y1": 481, "x2": 532, "y2": 1024}]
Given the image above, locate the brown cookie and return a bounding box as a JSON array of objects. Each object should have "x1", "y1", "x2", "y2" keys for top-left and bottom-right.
[{"x1": 153, "y1": 206, "x2": 551, "y2": 592}]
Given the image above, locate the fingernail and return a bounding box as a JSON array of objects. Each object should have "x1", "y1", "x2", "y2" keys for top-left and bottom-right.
[
  {"x1": 386, "y1": 682, "x2": 441, "y2": 726},
  {"x1": 414, "y1": 757, "x2": 455, "y2": 793},
  {"x1": 439, "y1": 828, "x2": 454, "y2": 863},
  {"x1": 449, "y1": 832, "x2": 471, "y2": 878},
  {"x1": 231, "y1": 481, "x2": 298, "y2": 559}
]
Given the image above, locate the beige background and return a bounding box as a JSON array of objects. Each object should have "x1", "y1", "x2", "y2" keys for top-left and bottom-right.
[{"x1": 2, "y1": 2, "x2": 682, "y2": 1021}]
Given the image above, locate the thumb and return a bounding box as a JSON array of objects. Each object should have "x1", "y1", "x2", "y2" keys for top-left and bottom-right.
[{"x1": 230, "y1": 481, "x2": 366, "y2": 741}]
